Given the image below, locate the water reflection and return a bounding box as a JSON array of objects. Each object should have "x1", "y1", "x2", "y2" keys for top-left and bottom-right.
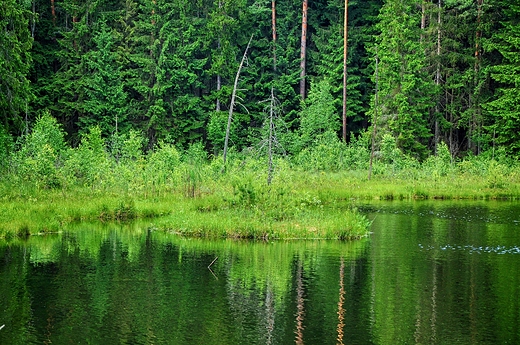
[
  {"x1": 336, "y1": 258, "x2": 345, "y2": 345},
  {"x1": 1, "y1": 201, "x2": 520, "y2": 344}
]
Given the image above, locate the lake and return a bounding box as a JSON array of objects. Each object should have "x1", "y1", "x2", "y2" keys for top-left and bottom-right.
[{"x1": 1, "y1": 200, "x2": 519, "y2": 344}]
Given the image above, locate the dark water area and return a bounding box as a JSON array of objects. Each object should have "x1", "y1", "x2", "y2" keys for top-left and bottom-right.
[{"x1": 1, "y1": 201, "x2": 520, "y2": 344}]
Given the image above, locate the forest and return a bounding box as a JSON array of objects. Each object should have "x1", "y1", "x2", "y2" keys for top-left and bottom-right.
[{"x1": 1, "y1": 0, "x2": 519, "y2": 163}]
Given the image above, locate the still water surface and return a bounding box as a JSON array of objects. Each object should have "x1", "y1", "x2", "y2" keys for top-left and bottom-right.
[{"x1": 1, "y1": 201, "x2": 520, "y2": 344}]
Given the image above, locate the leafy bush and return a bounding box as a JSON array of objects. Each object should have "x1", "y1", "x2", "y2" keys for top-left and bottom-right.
[
  {"x1": 341, "y1": 134, "x2": 370, "y2": 170},
  {"x1": 293, "y1": 131, "x2": 344, "y2": 171},
  {"x1": 12, "y1": 113, "x2": 66, "y2": 188},
  {"x1": 63, "y1": 126, "x2": 110, "y2": 188},
  {"x1": 146, "y1": 142, "x2": 181, "y2": 186},
  {"x1": 422, "y1": 141, "x2": 453, "y2": 178}
]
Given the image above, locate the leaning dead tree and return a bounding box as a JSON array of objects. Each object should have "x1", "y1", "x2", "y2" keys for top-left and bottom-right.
[{"x1": 223, "y1": 34, "x2": 254, "y2": 166}]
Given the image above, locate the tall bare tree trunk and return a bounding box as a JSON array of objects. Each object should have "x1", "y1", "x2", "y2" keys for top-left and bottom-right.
[
  {"x1": 300, "y1": 0, "x2": 308, "y2": 100},
  {"x1": 434, "y1": 0, "x2": 441, "y2": 154},
  {"x1": 342, "y1": 0, "x2": 349, "y2": 142},
  {"x1": 31, "y1": 0, "x2": 36, "y2": 38},
  {"x1": 216, "y1": 1, "x2": 222, "y2": 111},
  {"x1": 51, "y1": 0, "x2": 56, "y2": 24},
  {"x1": 217, "y1": 72, "x2": 221, "y2": 111},
  {"x1": 471, "y1": 0, "x2": 484, "y2": 154},
  {"x1": 223, "y1": 35, "x2": 253, "y2": 166},
  {"x1": 368, "y1": 49, "x2": 379, "y2": 181},
  {"x1": 272, "y1": 0, "x2": 277, "y2": 71},
  {"x1": 420, "y1": 1, "x2": 426, "y2": 42}
]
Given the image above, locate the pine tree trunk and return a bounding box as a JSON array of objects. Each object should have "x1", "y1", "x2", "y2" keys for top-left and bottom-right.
[
  {"x1": 420, "y1": 1, "x2": 426, "y2": 42},
  {"x1": 342, "y1": 0, "x2": 348, "y2": 143},
  {"x1": 51, "y1": 0, "x2": 56, "y2": 24},
  {"x1": 272, "y1": 0, "x2": 277, "y2": 71},
  {"x1": 300, "y1": 0, "x2": 308, "y2": 100},
  {"x1": 471, "y1": 0, "x2": 484, "y2": 154},
  {"x1": 434, "y1": 0, "x2": 441, "y2": 154},
  {"x1": 31, "y1": 0, "x2": 36, "y2": 38},
  {"x1": 216, "y1": 73, "x2": 221, "y2": 111},
  {"x1": 216, "y1": 1, "x2": 222, "y2": 111}
]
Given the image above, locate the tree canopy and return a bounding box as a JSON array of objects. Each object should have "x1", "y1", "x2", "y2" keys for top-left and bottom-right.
[{"x1": 1, "y1": 0, "x2": 518, "y2": 159}]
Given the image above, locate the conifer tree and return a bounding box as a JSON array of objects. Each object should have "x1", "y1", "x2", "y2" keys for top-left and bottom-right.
[
  {"x1": 82, "y1": 21, "x2": 128, "y2": 135},
  {"x1": 484, "y1": 1, "x2": 520, "y2": 156},
  {"x1": 372, "y1": 0, "x2": 434, "y2": 159},
  {"x1": 0, "y1": 0, "x2": 33, "y2": 135}
]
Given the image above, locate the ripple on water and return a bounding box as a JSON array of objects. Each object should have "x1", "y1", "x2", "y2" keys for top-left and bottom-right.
[{"x1": 418, "y1": 243, "x2": 520, "y2": 255}]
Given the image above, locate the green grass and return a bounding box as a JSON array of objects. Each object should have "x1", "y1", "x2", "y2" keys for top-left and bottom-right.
[
  {"x1": 3, "y1": 156, "x2": 520, "y2": 240},
  {"x1": 0, "y1": 184, "x2": 370, "y2": 240}
]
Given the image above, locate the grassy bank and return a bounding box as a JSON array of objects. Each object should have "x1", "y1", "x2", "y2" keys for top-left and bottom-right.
[
  {"x1": 2, "y1": 160, "x2": 520, "y2": 240},
  {"x1": 3, "y1": 126, "x2": 520, "y2": 240},
  {"x1": 0, "y1": 183, "x2": 370, "y2": 240}
]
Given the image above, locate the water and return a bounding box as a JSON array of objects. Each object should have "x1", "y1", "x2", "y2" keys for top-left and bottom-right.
[{"x1": 1, "y1": 201, "x2": 520, "y2": 344}]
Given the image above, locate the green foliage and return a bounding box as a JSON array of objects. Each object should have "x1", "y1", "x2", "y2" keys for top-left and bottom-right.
[
  {"x1": 0, "y1": 126, "x2": 13, "y2": 174},
  {"x1": 483, "y1": 1, "x2": 520, "y2": 157},
  {"x1": 182, "y1": 142, "x2": 208, "y2": 197},
  {"x1": 12, "y1": 113, "x2": 66, "y2": 188},
  {"x1": 422, "y1": 141, "x2": 453, "y2": 179},
  {"x1": 341, "y1": 133, "x2": 371, "y2": 170},
  {"x1": 120, "y1": 129, "x2": 144, "y2": 163},
  {"x1": 146, "y1": 142, "x2": 181, "y2": 186},
  {"x1": 294, "y1": 131, "x2": 345, "y2": 171},
  {"x1": 0, "y1": 0, "x2": 33, "y2": 134},
  {"x1": 81, "y1": 21, "x2": 128, "y2": 135},
  {"x1": 373, "y1": 0, "x2": 434, "y2": 160},
  {"x1": 63, "y1": 126, "x2": 110, "y2": 187},
  {"x1": 297, "y1": 79, "x2": 339, "y2": 152},
  {"x1": 208, "y1": 111, "x2": 238, "y2": 154},
  {"x1": 4, "y1": 0, "x2": 520, "y2": 196}
]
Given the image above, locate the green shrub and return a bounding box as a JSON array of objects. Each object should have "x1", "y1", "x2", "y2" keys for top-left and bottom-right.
[
  {"x1": 63, "y1": 126, "x2": 110, "y2": 188},
  {"x1": 422, "y1": 141, "x2": 453, "y2": 179},
  {"x1": 146, "y1": 142, "x2": 181, "y2": 186},
  {"x1": 12, "y1": 113, "x2": 66, "y2": 189}
]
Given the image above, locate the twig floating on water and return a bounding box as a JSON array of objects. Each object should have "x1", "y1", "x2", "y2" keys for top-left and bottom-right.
[
  {"x1": 208, "y1": 256, "x2": 218, "y2": 269},
  {"x1": 208, "y1": 256, "x2": 219, "y2": 280}
]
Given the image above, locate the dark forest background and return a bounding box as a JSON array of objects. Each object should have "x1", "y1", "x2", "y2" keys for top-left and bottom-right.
[{"x1": 1, "y1": 0, "x2": 519, "y2": 161}]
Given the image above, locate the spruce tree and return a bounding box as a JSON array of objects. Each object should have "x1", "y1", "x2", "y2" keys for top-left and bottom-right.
[
  {"x1": 0, "y1": 0, "x2": 33, "y2": 135},
  {"x1": 484, "y1": 1, "x2": 520, "y2": 156},
  {"x1": 372, "y1": 0, "x2": 434, "y2": 160},
  {"x1": 82, "y1": 21, "x2": 128, "y2": 135}
]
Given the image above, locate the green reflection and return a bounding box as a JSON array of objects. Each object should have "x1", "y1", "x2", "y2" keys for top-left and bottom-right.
[
  {"x1": 1, "y1": 201, "x2": 520, "y2": 344},
  {"x1": 0, "y1": 224, "x2": 368, "y2": 345},
  {"x1": 367, "y1": 201, "x2": 520, "y2": 344}
]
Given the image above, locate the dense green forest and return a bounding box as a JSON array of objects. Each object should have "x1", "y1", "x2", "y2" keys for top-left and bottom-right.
[{"x1": 1, "y1": 0, "x2": 519, "y2": 164}]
